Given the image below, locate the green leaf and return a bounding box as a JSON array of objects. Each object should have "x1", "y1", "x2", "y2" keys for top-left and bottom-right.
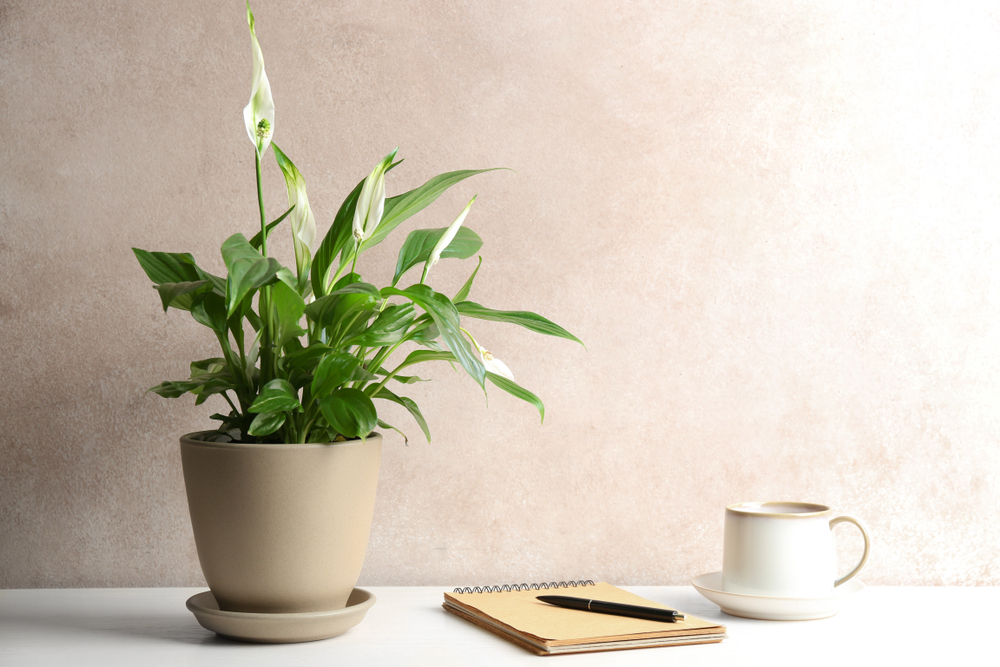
[
  {"x1": 245, "y1": 307, "x2": 262, "y2": 332},
  {"x1": 330, "y1": 272, "x2": 362, "y2": 291},
  {"x1": 247, "y1": 411, "x2": 286, "y2": 437},
  {"x1": 190, "y1": 292, "x2": 229, "y2": 335},
  {"x1": 372, "y1": 386, "x2": 431, "y2": 442},
  {"x1": 376, "y1": 418, "x2": 409, "y2": 445},
  {"x1": 201, "y1": 272, "x2": 228, "y2": 298},
  {"x1": 393, "y1": 227, "x2": 482, "y2": 286},
  {"x1": 319, "y1": 388, "x2": 378, "y2": 439},
  {"x1": 133, "y1": 249, "x2": 226, "y2": 297},
  {"x1": 362, "y1": 344, "x2": 455, "y2": 398},
  {"x1": 154, "y1": 280, "x2": 210, "y2": 312},
  {"x1": 362, "y1": 168, "x2": 504, "y2": 252},
  {"x1": 381, "y1": 284, "x2": 484, "y2": 388},
  {"x1": 390, "y1": 348, "x2": 457, "y2": 371},
  {"x1": 190, "y1": 358, "x2": 228, "y2": 378},
  {"x1": 303, "y1": 282, "x2": 381, "y2": 329},
  {"x1": 147, "y1": 380, "x2": 201, "y2": 398},
  {"x1": 350, "y1": 365, "x2": 379, "y2": 383},
  {"x1": 221, "y1": 233, "x2": 284, "y2": 316},
  {"x1": 486, "y1": 371, "x2": 545, "y2": 422},
  {"x1": 311, "y1": 351, "x2": 361, "y2": 400},
  {"x1": 453, "y1": 256, "x2": 482, "y2": 303},
  {"x1": 208, "y1": 411, "x2": 238, "y2": 426},
  {"x1": 455, "y1": 301, "x2": 584, "y2": 346},
  {"x1": 345, "y1": 303, "x2": 416, "y2": 347},
  {"x1": 248, "y1": 379, "x2": 301, "y2": 414},
  {"x1": 305, "y1": 425, "x2": 336, "y2": 443},
  {"x1": 192, "y1": 378, "x2": 236, "y2": 406},
  {"x1": 409, "y1": 318, "x2": 441, "y2": 343},
  {"x1": 269, "y1": 280, "x2": 306, "y2": 349},
  {"x1": 375, "y1": 369, "x2": 428, "y2": 385},
  {"x1": 229, "y1": 297, "x2": 257, "y2": 350},
  {"x1": 132, "y1": 248, "x2": 201, "y2": 285},
  {"x1": 244, "y1": 328, "x2": 261, "y2": 379},
  {"x1": 282, "y1": 343, "x2": 330, "y2": 374},
  {"x1": 185, "y1": 358, "x2": 235, "y2": 399},
  {"x1": 273, "y1": 267, "x2": 297, "y2": 293},
  {"x1": 248, "y1": 204, "x2": 294, "y2": 250},
  {"x1": 311, "y1": 177, "x2": 367, "y2": 298}
]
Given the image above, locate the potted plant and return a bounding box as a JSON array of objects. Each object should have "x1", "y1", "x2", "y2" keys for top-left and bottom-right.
[{"x1": 133, "y1": 3, "x2": 581, "y2": 641}]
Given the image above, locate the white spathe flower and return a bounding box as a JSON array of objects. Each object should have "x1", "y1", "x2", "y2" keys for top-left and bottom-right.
[
  {"x1": 482, "y1": 349, "x2": 514, "y2": 381},
  {"x1": 464, "y1": 329, "x2": 515, "y2": 382},
  {"x1": 272, "y1": 144, "x2": 315, "y2": 282},
  {"x1": 243, "y1": 2, "x2": 274, "y2": 156},
  {"x1": 352, "y1": 155, "x2": 393, "y2": 243},
  {"x1": 427, "y1": 195, "x2": 476, "y2": 268}
]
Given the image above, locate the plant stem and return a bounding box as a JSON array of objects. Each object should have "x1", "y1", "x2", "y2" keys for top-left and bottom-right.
[
  {"x1": 230, "y1": 320, "x2": 247, "y2": 389},
  {"x1": 255, "y1": 150, "x2": 274, "y2": 389},
  {"x1": 366, "y1": 338, "x2": 405, "y2": 377},
  {"x1": 215, "y1": 332, "x2": 249, "y2": 412},
  {"x1": 366, "y1": 364, "x2": 399, "y2": 398},
  {"x1": 287, "y1": 416, "x2": 301, "y2": 445},
  {"x1": 333, "y1": 311, "x2": 364, "y2": 349},
  {"x1": 255, "y1": 152, "x2": 268, "y2": 256},
  {"x1": 300, "y1": 406, "x2": 321, "y2": 443},
  {"x1": 221, "y1": 391, "x2": 239, "y2": 415},
  {"x1": 292, "y1": 388, "x2": 312, "y2": 443},
  {"x1": 350, "y1": 241, "x2": 359, "y2": 278},
  {"x1": 328, "y1": 263, "x2": 346, "y2": 292}
]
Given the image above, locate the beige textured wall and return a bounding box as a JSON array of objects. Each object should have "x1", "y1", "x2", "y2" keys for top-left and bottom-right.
[{"x1": 2, "y1": 0, "x2": 999, "y2": 588}]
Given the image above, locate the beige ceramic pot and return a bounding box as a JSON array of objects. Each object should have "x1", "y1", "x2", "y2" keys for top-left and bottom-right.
[{"x1": 179, "y1": 432, "x2": 382, "y2": 614}]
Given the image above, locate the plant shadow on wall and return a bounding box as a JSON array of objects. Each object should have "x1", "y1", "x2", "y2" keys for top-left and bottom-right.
[
  {"x1": 127, "y1": 3, "x2": 584, "y2": 640},
  {"x1": 132, "y1": 5, "x2": 584, "y2": 447}
]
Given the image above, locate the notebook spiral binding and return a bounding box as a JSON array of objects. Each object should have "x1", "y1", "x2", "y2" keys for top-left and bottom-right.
[{"x1": 453, "y1": 580, "x2": 596, "y2": 594}]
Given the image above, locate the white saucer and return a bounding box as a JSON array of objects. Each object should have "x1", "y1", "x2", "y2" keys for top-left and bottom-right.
[
  {"x1": 186, "y1": 588, "x2": 375, "y2": 643},
  {"x1": 691, "y1": 572, "x2": 864, "y2": 621}
]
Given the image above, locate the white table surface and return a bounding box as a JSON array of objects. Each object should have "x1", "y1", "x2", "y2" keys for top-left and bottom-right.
[{"x1": 0, "y1": 585, "x2": 992, "y2": 666}]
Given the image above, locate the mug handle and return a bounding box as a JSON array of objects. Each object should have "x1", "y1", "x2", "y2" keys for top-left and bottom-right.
[{"x1": 829, "y1": 515, "x2": 871, "y2": 587}]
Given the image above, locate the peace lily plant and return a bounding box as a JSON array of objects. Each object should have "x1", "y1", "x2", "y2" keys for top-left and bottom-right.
[{"x1": 133, "y1": 3, "x2": 582, "y2": 446}]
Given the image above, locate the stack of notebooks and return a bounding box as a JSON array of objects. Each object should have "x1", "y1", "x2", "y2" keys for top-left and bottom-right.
[{"x1": 443, "y1": 581, "x2": 726, "y2": 656}]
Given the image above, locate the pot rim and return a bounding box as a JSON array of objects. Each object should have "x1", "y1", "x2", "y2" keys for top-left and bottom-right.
[
  {"x1": 180, "y1": 430, "x2": 382, "y2": 451},
  {"x1": 726, "y1": 501, "x2": 830, "y2": 518}
]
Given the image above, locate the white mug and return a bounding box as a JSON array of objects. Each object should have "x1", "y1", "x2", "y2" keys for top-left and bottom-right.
[{"x1": 722, "y1": 501, "x2": 871, "y2": 597}]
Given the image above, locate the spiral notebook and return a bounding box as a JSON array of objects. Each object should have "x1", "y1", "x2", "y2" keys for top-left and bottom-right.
[{"x1": 443, "y1": 580, "x2": 726, "y2": 656}]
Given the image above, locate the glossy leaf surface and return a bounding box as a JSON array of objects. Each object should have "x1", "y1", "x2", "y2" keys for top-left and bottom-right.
[
  {"x1": 381, "y1": 284, "x2": 484, "y2": 388},
  {"x1": 372, "y1": 386, "x2": 431, "y2": 442},
  {"x1": 453, "y1": 256, "x2": 482, "y2": 303},
  {"x1": 221, "y1": 233, "x2": 284, "y2": 316},
  {"x1": 247, "y1": 411, "x2": 285, "y2": 436},
  {"x1": 393, "y1": 227, "x2": 482, "y2": 285},
  {"x1": 346, "y1": 303, "x2": 416, "y2": 347},
  {"x1": 311, "y1": 352, "x2": 360, "y2": 399},
  {"x1": 248, "y1": 379, "x2": 301, "y2": 414},
  {"x1": 362, "y1": 168, "x2": 500, "y2": 251},
  {"x1": 456, "y1": 301, "x2": 584, "y2": 346},
  {"x1": 486, "y1": 371, "x2": 545, "y2": 422},
  {"x1": 319, "y1": 388, "x2": 377, "y2": 439}
]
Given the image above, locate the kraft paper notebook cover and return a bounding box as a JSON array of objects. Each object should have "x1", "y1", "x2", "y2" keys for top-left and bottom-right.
[{"x1": 443, "y1": 581, "x2": 727, "y2": 656}]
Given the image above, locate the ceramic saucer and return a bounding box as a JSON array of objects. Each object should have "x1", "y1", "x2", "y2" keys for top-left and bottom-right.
[
  {"x1": 186, "y1": 588, "x2": 375, "y2": 643},
  {"x1": 691, "y1": 572, "x2": 864, "y2": 621}
]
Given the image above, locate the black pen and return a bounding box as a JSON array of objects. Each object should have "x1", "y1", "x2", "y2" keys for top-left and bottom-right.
[{"x1": 536, "y1": 595, "x2": 685, "y2": 623}]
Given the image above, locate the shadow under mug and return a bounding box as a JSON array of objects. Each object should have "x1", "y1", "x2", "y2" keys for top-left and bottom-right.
[{"x1": 722, "y1": 501, "x2": 871, "y2": 597}]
